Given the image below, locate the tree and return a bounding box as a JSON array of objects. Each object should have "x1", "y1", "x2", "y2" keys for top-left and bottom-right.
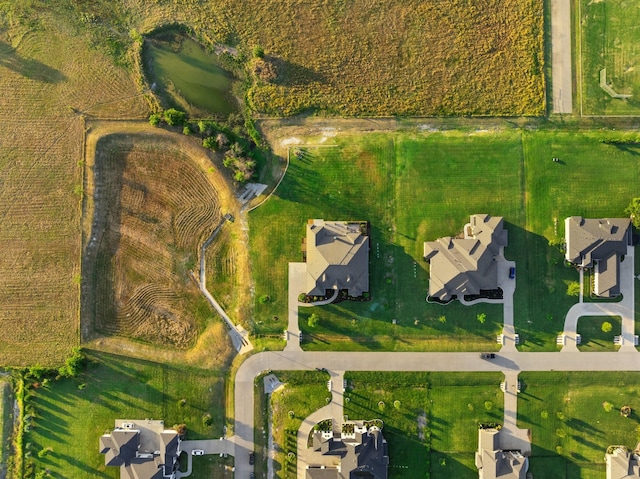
[
  {"x1": 566, "y1": 281, "x2": 580, "y2": 297},
  {"x1": 477, "y1": 313, "x2": 486, "y2": 324},
  {"x1": 149, "y1": 113, "x2": 161, "y2": 126},
  {"x1": 602, "y1": 321, "x2": 613, "y2": 333},
  {"x1": 625, "y1": 198, "x2": 640, "y2": 228},
  {"x1": 163, "y1": 108, "x2": 186, "y2": 126},
  {"x1": 58, "y1": 347, "x2": 84, "y2": 378},
  {"x1": 202, "y1": 137, "x2": 217, "y2": 150},
  {"x1": 307, "y1": 313, "x2": 320, "y2": 328},
  {"x1": 216, "y1": 133, "x2": 229, "y2": 149},
  {"x1": 253, "y1": 45, "x2": 265, "y2": 58},
  {"x1": 172, "y1": 423, "x2": 187, "y2": 437}
]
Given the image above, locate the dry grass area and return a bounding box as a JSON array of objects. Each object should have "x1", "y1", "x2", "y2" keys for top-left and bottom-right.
[
  {"x1": 85, "y1": 131, "x2": 228, "y2": 348},
  {"x1": 0, "y1": 12, "x2": 147, "y2": 366}
]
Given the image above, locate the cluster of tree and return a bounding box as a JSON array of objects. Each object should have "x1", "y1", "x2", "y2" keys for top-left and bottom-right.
[
  {"x1": 24, "y1": 347, "x2": 85, "y2": 381},
  {"x1": 625, "y1": 198, "x2": 640, "y2": 228},
  {"x1": 149, "y1": 108, "x2": 187, "y2": 127}
]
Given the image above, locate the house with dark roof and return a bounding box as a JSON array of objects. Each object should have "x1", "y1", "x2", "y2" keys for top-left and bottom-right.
[
  {"x1": 424, "y1": 214, "x2": 508, "y2": 302},
  {"x1": 304, "y1": 219, "x2": 369, "y2": 298},
  {"x1": 99, "y1": 420, "x2": 181, "y2": 479},
  {"x1": 564, "y1": 217, "x2": 632, "y2": 298},
  {"x1": 475, "y1": 428, "x2": 528, "y2": 479},
  {"x1": 605, "y1": 444, "x2": 640, "y2": 478},
  {"x1": 307, "y1": 422, "x2": 389, "y2": 479}
]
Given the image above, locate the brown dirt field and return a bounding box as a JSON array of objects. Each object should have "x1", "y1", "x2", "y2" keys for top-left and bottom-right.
[
  {"x1": 82, "y1": 121, "x2": 248, "y2": 361},
  {"x1": 0, "y1": 16, "x2": 148, "y2": 366}
]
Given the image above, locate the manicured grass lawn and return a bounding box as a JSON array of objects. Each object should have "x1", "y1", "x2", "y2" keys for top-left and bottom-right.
[
  {"x1": 579, "y1": 0, "x2": 640, "y2": 115},
  {"x1": 518, "y1": 372, "x2": 640, "y2": 478},
  {"x1": 251, "y1": 130, "x2": 640, "y2": 351},
  {"x1": 266, "y1": 371, "x2": 330, "y2": 479},
  {"x1": 577, "y1": 316, "x2": 621, "y2": 352},
  {"x1": 344, "y1": 372, "x2": 503, "y2": 479},
  {"x1": 22, "y1": 351, "x2": 226, "y2": 479}
]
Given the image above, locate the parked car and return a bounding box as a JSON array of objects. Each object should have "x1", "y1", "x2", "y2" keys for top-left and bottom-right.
[
  {"x1": 509, "y1": 266, "x2": 516, "y2": 279},
  {"x1": 480, "y1": 353, "x2": 496, "y2": 360},
  {"x1": 249, "y1": 452, "x2": 255, "y2": 465},
  {"x1": 192, "y1": 449, "x2": 205, "y2": 456}
]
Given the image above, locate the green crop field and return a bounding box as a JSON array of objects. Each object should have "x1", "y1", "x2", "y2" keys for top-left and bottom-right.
[
  {"x1": 518, "y1": 372, "x2": 640, "y2": 479},
  {"x1": 579, "y1": 0, "x2": 640, "y2": 115},
  {"x1": 250, "y1": 129, "x2": 640, "y2": 351},
  {"x1": 344, "y1": 372, "x2": 503, "y2": 479},
  {"x1": 22, "y1": 351, "x2": 226, "y2": 479}
]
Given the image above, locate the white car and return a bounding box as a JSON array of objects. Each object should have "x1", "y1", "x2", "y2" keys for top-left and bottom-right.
[{"x1": 192, "y1": 449, "x2": 205, "y2": 456}]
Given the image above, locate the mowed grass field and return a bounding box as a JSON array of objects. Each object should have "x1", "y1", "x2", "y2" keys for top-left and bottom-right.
[
  {"x1": 0, "y1": 11, "x2": 148, "y2": 366},
  {"x1": 86, "y1": 133, "x2": 234, "y2": 348},
  {"x1": 250, "y1": 129, "x2": 640, "y2": 351},
  {"x1": 23, "y1": 351, "x2": 226, "y2": 479},
  {"x1": 579, "y1": 0, "x2": 640, "y2": 115},
  {"x1": 344, "y1": 372, "x2": 503, "y2": 479},
  {"x1": 518, "y1": 372, "x2": 640, "y2": 479}
]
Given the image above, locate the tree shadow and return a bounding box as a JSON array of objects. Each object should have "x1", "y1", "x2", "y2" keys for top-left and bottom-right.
[
  {"x1": 0, "y1": 41, "x2": 66, "y2": 83},
  {"x1": 271, "y1": 56, "x2": 327, "y2": 87}
]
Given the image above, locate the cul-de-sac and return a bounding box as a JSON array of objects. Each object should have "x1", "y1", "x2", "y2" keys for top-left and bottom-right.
[{"x1": 1, "y1": 1, "x2": 640, "y2": 479}]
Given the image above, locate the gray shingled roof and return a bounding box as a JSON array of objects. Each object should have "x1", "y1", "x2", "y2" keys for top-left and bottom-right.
[
  {"x1": 306, "y1": 220, "x2": 369, "y2": 297},
  {"x1": 564, "y1": 217, "x2": 631, "y2": 298},
  {"x1": 99, "y1": 430, "x2": 139, "y2": 467},
  {"x1": 424, "y1": 215, "x2": 507, "y2": 301},
  {"x1": 308, "y1": 426, "x2": 388, "y2": 479},
  {"x1": 475, "y1": 429, "x2": 528, "y2": 479},
  {"x1": 606, "y1": 446, "x2": 640, "y2": 479}
]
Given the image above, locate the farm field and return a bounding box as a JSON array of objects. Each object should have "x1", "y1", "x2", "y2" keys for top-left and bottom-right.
[
  {"x1": 0, "y1": 10, "x2": 147, "y2": 366},
  {"x1": 84, "y1": 131, "x2": 235, "y2": 349},
  {"x1": 343, "y1": 372, "x2": 503, "y2": 479},
  {"x1": 518, "y1": 372, "x2": 640, "y2": 479},
  {"x1": 22, "y1": 351, "x2": 226, "y2": 479},
  {"x1": 250, "y1": 129, "x2": 640, "y2": 351},
  {"x1": 579, "y1": 0, "x2": 640, "y2": 115}
]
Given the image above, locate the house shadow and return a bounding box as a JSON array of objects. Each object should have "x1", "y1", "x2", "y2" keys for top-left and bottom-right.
[{"x1": 0, "y1": 41, "x2": 66, "y2": 83}]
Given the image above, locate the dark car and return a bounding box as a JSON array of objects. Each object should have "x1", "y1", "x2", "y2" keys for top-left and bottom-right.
[
  {"x1": 509, "y1": 266, "x2": 516, "y2": 279},
  {"x1": 249, "y1": 452, "x2": 255, "y2": 465},
  {"x1": 480, "y1": 353, "x2": 496, "y2": 360},
  {"x1": 250, "y1": 474, "x2": 255, "y2": 479}
]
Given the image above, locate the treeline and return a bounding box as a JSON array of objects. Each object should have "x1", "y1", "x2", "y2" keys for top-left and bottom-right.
[
  {"x1": 150, "y1": 108, "x2": 262, "y2": 183},
  {"x1": 599, "y1": 138, "x2": 640, "y2": 145}
]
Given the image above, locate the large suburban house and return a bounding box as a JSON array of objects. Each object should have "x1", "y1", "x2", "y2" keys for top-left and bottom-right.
[
  {"x1": 99, "y1": 419, "x2": 181, "y2": 479},
  {"x1": 307, "y1": 422, "x2": 389, "y2": 479},
  {"x1": 475, "y1": 428, "x2": 528, "y2": 479},
  {"x1": 564, "y1": 217, "x2": 632, "y2": 298},
  {"x1": 304, "y1": 219, "x2": 369, "y2": 298},
  {"x1": 424, "y1": 214, "x2": 508, "y2": 302},
  {"x1": 605, "y1": 444, "x2": 640, "y2": 478}
]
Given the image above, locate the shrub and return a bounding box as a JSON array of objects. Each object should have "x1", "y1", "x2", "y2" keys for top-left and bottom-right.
[
  {"x1": 202, "y1": 137, "x2": 217, "y2": 150},
  {"x1": 438, "y1": 315, "x2": 447, "y2": 324},
  {"x1": 258, "y1": 294, "x2": 270, "y2": 304},
  {"x1": 253, "y1": 45, "x2": 265, "y2": 58},
  {"x1": 163, "y1": 108, "x2": 186, "y2": 126},
  {"x1": 484, "y1": 401, "x2": 493, "y2": 411},
  {"x1": 602, "y1": 321, "x2": 613, "y2": 333},
  {"x1": 566, "y1": 281, "x2": 580, "y2": 297},
  {"x1": 603, "y1": 401, "x2": 614, "y2": 412},
  {"x1": 477, "y1": 313, "x2": 486, "y2": 324},
  {"x1": 625, "y1": 198, "x2": 640, "y2": 228},
  {"x1": 307, "y1": 313, "x2": 320, "y2": 328},
  {"x1": 182, "y1": 125, "x2": 191, "y2": 136},
  {"x1": 202, "y1": 413, "x2": 212, "y2": 427},
  {"x1": 149, "y1": 113, "x2": 161, "y2": 126},
  {"x1": 378, "y1": 401, "x2": 386, "y2": 411}
]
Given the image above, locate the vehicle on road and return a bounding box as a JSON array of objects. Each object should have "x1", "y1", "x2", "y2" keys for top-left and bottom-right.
[
  {"x1": 192, "y1": 449, "x2": 205, "y2": 456},
  {"x1": 480, "y1": 353, "x2": 496, "y2": 359},
  {"x1": 249, "y1": 452, "x2": 255, "y2": 464}
]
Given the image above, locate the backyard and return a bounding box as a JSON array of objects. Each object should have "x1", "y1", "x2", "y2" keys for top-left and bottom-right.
[
  {"x1": 21, "y1": 351, "x2": 226, "y2": 479},
  {"x1": 579, "y1": 0, "x2": 640, "y2": 115},
  {"x1": 518, "y1": 372, "x2": 640, "y2": 479},
  {"x1": 250, "y1": 129, "x2": 640, "y2": 351}
]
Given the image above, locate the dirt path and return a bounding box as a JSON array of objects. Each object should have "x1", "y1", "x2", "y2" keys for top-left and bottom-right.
[{"x1": 551, "y1": 0, "x2": 573, "y2": 113}]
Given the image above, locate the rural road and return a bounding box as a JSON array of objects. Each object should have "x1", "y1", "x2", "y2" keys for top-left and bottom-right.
[
  {"x1": 234, "y1": 349, "x2": 640, "y2": 478},
  {"x1": 551, "y1": 0, "x2": 573, "y2": 113}
]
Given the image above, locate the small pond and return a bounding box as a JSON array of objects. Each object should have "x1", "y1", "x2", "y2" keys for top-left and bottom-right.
[{"x1": 145, "y1": 32, "x2": 238, "y2": 115}]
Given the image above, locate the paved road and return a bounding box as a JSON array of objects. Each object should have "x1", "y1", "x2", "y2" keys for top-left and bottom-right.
[
  {"x1": 551, "y1": 0, "x2": 573, "y2": 113},
  {"x1": 234, "y1": 349, "x2": 640, "y2": 478}
]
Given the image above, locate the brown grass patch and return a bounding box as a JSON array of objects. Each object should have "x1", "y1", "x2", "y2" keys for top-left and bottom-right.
[{"x1": 85, "y1": 133, "x2": 223, "y2": 348}]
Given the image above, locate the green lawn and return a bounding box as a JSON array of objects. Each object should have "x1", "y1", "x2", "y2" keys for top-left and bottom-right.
[
  {"x1": 577, "y1": 316, "x2": 621, "y2": 352},
  {"x1": 579, "y1": 0, "x2": 640, "y2": 115},
  {"x1": 266, "y1": 371, "x2": 330, "y2": 479},
  {"x1": 518, "y1": 372, "x2": 640, "y2": 479},
  {"x1": 22, "y1": 351, "x2": 226, "y2": 479},
  {"x1": 344, "y1": 372, "x2": 503, "y2": 479},
  {"x1": 250, "y1": 130, "x2": 640, "y2": 351}
]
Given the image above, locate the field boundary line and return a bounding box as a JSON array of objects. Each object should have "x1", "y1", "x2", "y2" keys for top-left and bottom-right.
[{"x1": 578, "y1": 0, "x2": 584, "y2": 117}]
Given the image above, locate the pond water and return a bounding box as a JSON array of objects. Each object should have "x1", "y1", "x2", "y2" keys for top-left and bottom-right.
[{"x1": 145, "y1": 35, "x2": 237, "y2": 115}]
